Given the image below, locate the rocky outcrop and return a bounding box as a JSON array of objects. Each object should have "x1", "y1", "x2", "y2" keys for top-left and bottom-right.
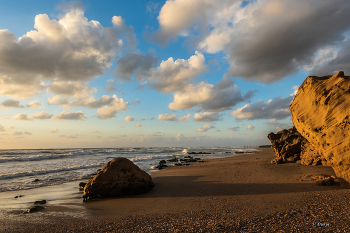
[
  {"x1": 290, "y1": 71, "x2": 350, "y2": 188},
  {"x1": 267, "y1": 127, "x2": 306, "y2": 162},
  {"x1": 83, "y1": 158, "x2": 155, "y2": 201},
  {"x1": 268, "y1": 127, "x2": 325, "y2": 165}
]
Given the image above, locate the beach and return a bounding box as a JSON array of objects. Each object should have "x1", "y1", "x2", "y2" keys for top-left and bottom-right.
[{"x1": 1, "y1": 148, "x2": 349, "y2": 232}]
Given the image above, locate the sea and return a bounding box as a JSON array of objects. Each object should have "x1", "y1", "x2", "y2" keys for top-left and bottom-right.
[{"x1": 0, "y1": 147, "x2": 259, "y2": 192}]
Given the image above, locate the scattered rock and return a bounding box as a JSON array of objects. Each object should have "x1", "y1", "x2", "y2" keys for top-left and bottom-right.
[
  {"x1": 83, "y1": 158, "x2": 155, "y2": 201},
  {"x1": 188, "y1": 152, "x2": 211, "y2": 154},
  {"x1": 271, "y1": 157, "x2": 283, "y2": 164},
  {"x1": 316, "y1": 177, "x2": 335, "y2": 186},
  {"x1": 156, "y1": 163, "x2": 168, "y2": 170},
  {"x1": 159, "y1": 160, "x2": 166, "y2": 164},
  {"x1": 34, "y1": 200, "x2": 46, "y2": 205},
  {"x1": 167, "y1": 157, "x2": 178, "y2": 162},
  {"x1": 33, "y1": 179, "x2": 39, "y2": 182},
  {"x1": 290, "y1": 71, "x2": 350, "y2": 188},
  {"x1": 79, "y1": 182, "x2": 87, "y2": 189},
  {"x1": 25, "y1": 206, "x2": 45, "y2": 213}
]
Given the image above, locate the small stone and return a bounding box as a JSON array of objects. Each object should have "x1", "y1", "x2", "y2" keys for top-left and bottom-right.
[
  {"x1": 26, "y1": 206, "x2": 45, "y2": 213},
  {"x1": 34, "y1": 200, "x2": 46, "y2": 205},
  {"x1": 79, "y1": 182, "x2": 87, "y2": 189}
]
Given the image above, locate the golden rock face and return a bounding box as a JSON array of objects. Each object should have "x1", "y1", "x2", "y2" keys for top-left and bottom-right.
[{"x1": 290, "y1": 71, "x2": 350, "y2": 188}]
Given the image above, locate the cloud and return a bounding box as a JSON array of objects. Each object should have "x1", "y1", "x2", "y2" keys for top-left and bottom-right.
[
  {"x1": 247, "y1": 125, "x2": 255, "y2": 131},
  {"x1": 193, "y1": 112, "x2": 220, "y2": 123},
  {"x1": 225, "y1": 0, "x2": 350, "y2": 82},
  {"x1": 178, "y1": 114, "x2": 191, "y2": 122},
  {"x1": 169, "y1": 74, "x2": 256, "y2": 111},
  {"x1": 12, "y1": 113, "x2": 30, "y2": 121},
  {"x1": 13, "y1": 132, "x2": 23, "y2": 136},
  {"x1": 71, "y1": 95, "x2": 114, "y2": 108},
  {"x1": 114, "y1": 52, "x2": 159, "y2": 81},
  {"x1": 311, "y1": 39, "x2": 350, "y2": 76},
  {"x1": 24, "y1": 131, "x2": 32, "y2": 135},
  {"x1": 1, "y1": 99, "x2": 24, "y2": 108},
  {"x1": 124, "y1": 116, "x2": 134, "y2": 122},
  {"x1": 157, "y1": 113, "x2": 178, "y2": 121},
  {"x1": 30, "y1": 111, "x2": 53, "y2": 119},
  {"x1": 47, "y1": 95, "x2": 71, "y2": 107},
  {"x1": 146, "y1": 2, "x2": 159, "y2": 14},
  {"x1": 55, "y1": 111, "x2": 87, "y2": 121},
  {"x1": 146, "y1": 0, "x2": 238, "y2": 45},
  {"x1": 152, "y1": 131, "x2": 161, "y2": 136},
  {"x1": 196, "y1": 124, "x2": 215, "y2": 132},
  {"x1": 229, "y1": 95, "x2": 293, "y2": 120},
  {"x1": 97, "y1": 95, "x2": 128, "y2": 119},
  {"x1": 6, "y1": 125, "x2": 14, "y2": 129},
  {"x1": 176, "y1": 133, "x2": 184, "y2": 141},
  {"x1": 59, "y1": 134, "x2": 79, "y2": 139},
  {"x1": 105, "y1": 79, "x2": 116, "y2": 93},
  {"x1": 26, "y1": 100, "x2": 42, "y2": 109},
  {"x1": 227, "y1": 126, "x2": 239, "y2": 131},
  {"x1": 47, "y1": 81, "x2": 96, "y2": 98},
  {"x1": 151, "y1": 0, "x2": 350, "y2": 83},
  {"x1": 91, "y1": 130, "x2": 100, "y2": 133},
  {"x1": 135, "y1": 124, "x2": 142, "y2": 127},
  {"x1": 0, "y1": 7, "x2": 134, "y2": 98},
  {"x1": 266, "y1": 118, "x2": 293, "y2": 132},
  {"x1": 49, "y1": 128, "x2": 58, "y2": 133},
  {"x1": 149, "y1": 51, "x2": 207, "y2": 93},
  {"x1": 129, "y1": 99, "x2": 140, "y2": 106},
  {"x1": 0, "y1": 125, "x2": 5, "y2": 132}
]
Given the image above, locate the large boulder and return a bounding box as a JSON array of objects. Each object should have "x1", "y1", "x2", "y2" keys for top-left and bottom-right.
[
  {"x1": 267, "y1": 127, "x2": 306, "y2": 162},
  {"x1": 268, "y1": 127, "x2": 324, "y2": 165},
  {"x1": 83, "y1": 158, "x2": 155, "y2": 201},
  {"x1": 290, "y1": 71, "x2": 350, "y2": 188}
]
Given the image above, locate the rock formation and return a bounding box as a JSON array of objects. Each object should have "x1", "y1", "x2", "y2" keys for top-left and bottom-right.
[
  {"x1": 290, "y1": 71, "x2": 350, "y2": 188},
  {"x1": 83, "y1": 158, "x2": 155, "y2": 201},
  {"x1": 267, "y1": 127, "x2": 305, "y2": 162},
  {"x1": 268, "y1": 127, "x2": 325, "y2": 165}
]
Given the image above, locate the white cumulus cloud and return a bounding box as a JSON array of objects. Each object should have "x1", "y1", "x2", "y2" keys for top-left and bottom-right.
[
  {"x1": 193, "y1": 112, "x2": 220, "y2": 123},
  {"x1": 196, "y1": 124, "x2": 215, "y2": 132},
  {"x1": 55, "y1": 111, "x2": 87, "y2": 121},
  {"x1": 30, "y1": 111, "x2": 53, "y2": 120},
  {"x1": 124, "y1": 116, "x2": 134, "y2": 122},
  {"x1": 157, "y1": 113, "x2": 178, "y2": 121},
  {"x1": 97, "y1": 95, "x2": 128, "y2": 119}
]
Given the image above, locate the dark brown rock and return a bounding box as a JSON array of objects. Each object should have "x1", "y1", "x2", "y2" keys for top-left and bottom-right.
[
  {"x1": 316, "y1": 177, "x2": 334, "y2": 186},
  {"x1": 83, "y1": 158, "x2": 154, "y2": 201},
  {"x1": 267, "y1": 127, "x2": 305, "y2": 162},
  {"x1": 268, "y1": 127, "x2": 325, "y2": 166}
]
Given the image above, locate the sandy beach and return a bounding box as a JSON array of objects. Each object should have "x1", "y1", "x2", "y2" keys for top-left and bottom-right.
[{"x1": 1, "y1": 148, "x2": 349, "y2": 232}]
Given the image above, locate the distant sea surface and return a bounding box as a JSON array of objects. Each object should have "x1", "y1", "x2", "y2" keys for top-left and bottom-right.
[{"x1": 0, "y1": 147, "x2": 258, "y2": 192}]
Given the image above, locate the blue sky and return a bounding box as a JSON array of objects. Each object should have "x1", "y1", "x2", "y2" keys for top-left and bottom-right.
[{"x1": 0, "y1": 0, "x2": 349, "y2": 149}]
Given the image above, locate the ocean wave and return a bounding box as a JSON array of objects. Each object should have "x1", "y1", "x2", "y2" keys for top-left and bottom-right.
[
  {"x1": 0, "y1": 162, "x2": 105, "y2": 180},
  {"x1": 130, "y1": 154, "x2": 174, "y2": 162}
]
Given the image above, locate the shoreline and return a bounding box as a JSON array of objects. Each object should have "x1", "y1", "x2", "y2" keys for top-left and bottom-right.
[{"x1": 1, "y1": 148, "x2": 349, "y2": 232}]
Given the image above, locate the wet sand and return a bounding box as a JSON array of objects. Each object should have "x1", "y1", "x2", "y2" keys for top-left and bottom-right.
[{"x1": 1, "y1": 148, "x2": 349, "y2": 232}]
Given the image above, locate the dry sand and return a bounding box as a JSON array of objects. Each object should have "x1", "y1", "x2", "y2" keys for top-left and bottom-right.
[{"x1": 1, "y1": 148, "x2": 349, "y2": 232}]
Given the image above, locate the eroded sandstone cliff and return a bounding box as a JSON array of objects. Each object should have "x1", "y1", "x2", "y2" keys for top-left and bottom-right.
[{"x1": 290, "y1": 71, "x2": 350, "y2": 188}]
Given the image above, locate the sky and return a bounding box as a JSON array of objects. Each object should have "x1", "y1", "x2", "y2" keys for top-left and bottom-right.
[{"x1": 0, "y1": 0, "x2": 350, "y2": 149}]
